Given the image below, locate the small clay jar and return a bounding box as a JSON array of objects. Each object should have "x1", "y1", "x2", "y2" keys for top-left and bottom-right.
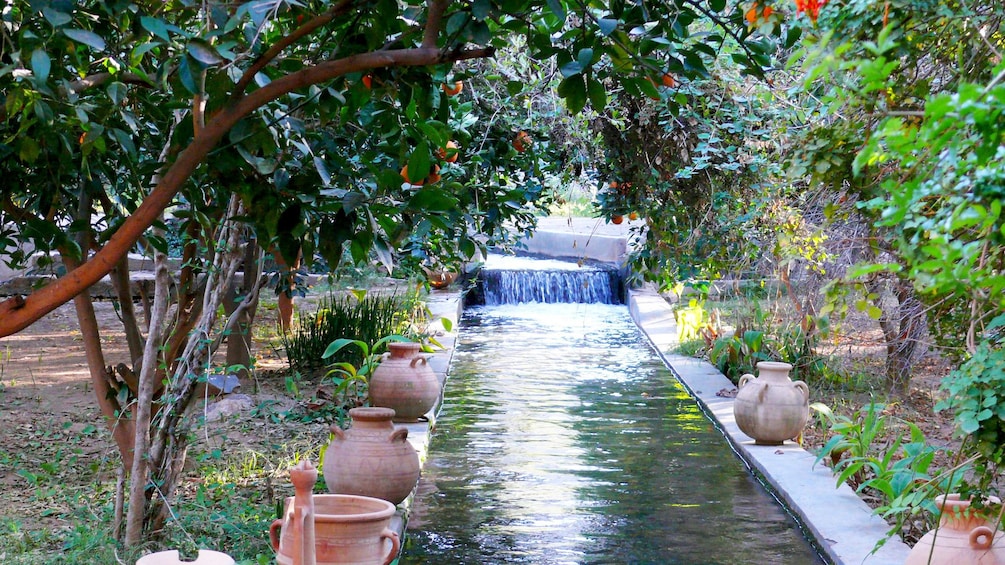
[
  {"x1": 368, "y1": 341, "x2": 441, "y2": 421},
  {"x1": 905, "y1": 494, "x2": 1005, "y2": 565},
  {"x1": 733, "y1": 361, "x2": 809, "y2": 445},
  {"x1": 322, "y1": 407, "x2": 421, "y2": 505}
]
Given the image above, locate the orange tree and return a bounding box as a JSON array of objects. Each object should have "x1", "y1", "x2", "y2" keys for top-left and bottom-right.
[
  {"x1": 0, "y1": 0, "x2": 786, "y2": 545},
  {"x1": 786, "y1": 0, "x2": 1004, "y2": 394}
]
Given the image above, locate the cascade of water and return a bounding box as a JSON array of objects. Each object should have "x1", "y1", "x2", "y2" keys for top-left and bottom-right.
[{"x1": 473, "y1": 255, "x2": 621, "y2": 305}]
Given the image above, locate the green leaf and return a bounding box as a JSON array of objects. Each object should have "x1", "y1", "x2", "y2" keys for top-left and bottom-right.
[
  {"x1": 472, "y1": 0, "x2": 491, "y2": 20},
  {"x1": 559, "y1": 60, "x2": 582, "y2": 78},
  {"x1": 141, "y1": 16, "x2": 171, "y2": 41},
  {"x1": 63, "y1": 28, "x2": 106, "y2": 51},
  {"x1": 576, "y1": 48, "x2": 594, "y2": 71},
  {"x1": 709, "y1": 0, "x2": 726, "y2": 10},
  {"x1": 587, "y1": 76, "x2": 607, "y2": 111},
  {"x1": 545, "y1": 0, "x2": 566, "y2": 22},
  {"x1": 409, "y1": 188, "x2": 458, "y2": 211},
  {"x1": 558, "y1": 75, "x2": 587, "y2": 114},
  {"x1": 187, "y1": 39, "x2": 225, "y2": 66},
  {"x1": 178, "y1": 55, "x2": 198, "y2": 94},
  {"x1": 597, "y1": 18, "x2": 617, "y2": 36},
  {"x1": 42, "y1": 7, "x2": 72, "y2": 27},
  {"x1": 31, "y1": 48, "x2": 51, "y2": 82},
  {"x1": 409, "y1": 140, "x2": 432, "y2": 179}
]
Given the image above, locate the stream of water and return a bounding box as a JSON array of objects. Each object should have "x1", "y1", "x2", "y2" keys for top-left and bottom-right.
[{"x1": 401, "y1": 301, "x2": 823, "y2": 564}]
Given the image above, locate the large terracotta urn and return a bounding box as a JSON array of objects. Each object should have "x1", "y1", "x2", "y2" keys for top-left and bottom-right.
[
  {"x1": 905, "y1": 494, "x2": 1005, "y2": 565},
  {"x1": 368, "y1": 341, "x2": 440, "y2": 421},
  {"x1": 270, "y1": 494, "x2": 400, "y2": 565},
  {"x1": 733, "y1": 361, "x2": 809, "y2": 445},
  {"x1": 323, "y1": 407, "x2": 421, "y2": 505}
]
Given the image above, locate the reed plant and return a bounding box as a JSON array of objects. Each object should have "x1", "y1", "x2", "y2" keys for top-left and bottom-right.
[{"x1": 282, "y1": 291, "x2": 412, "y2": 374}]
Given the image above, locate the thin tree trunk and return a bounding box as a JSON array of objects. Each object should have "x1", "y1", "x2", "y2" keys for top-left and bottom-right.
[
  {"x1": 144, "y1": 196, "x2": 246, "y2": 535},
  {"x1": 273, "y1": 246, "x2": 301, "y2": 332},
  {"x1": 110, "y1": 254, "x2": 145, "y2": 368},
  {"x1": 124, "y1": 240, "x2": 173, "y2": 545},
  {"x1": 64, "y1": 184, "x2": 136, "y2": 468},
  {"x1": 225, "y1": 239, "x2": 262, "y2": 382}
]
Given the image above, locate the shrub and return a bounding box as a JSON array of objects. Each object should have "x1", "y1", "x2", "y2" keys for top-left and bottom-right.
[{"x1": 282, "y1": 291, "x2": 414, "y2": 374}]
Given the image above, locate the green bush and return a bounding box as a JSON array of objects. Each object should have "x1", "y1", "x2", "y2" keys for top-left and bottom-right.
[{"x1": 282, "y1": 291, "x2": 414, "y2": 374}]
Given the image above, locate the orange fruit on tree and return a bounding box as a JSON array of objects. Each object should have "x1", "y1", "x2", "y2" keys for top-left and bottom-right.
[
  {"x1": 362, "y1": 75, "x2": 373, "y2": 89},
  {"x1": 629, "y1": 211, "x2": 639, "y2": 221},
  {"x1": 435, "y1": 140, "x2": 459, "y2": 163},
  {"x1": 745, "y1": 3, "x2": 760, "y2": 23},
  {"x1": 611, "y1": 215, "x2": 624, "y2": 225},
  {"x1": 513, "y1": 131, "x2": 532, "y2": 153},
  {"x1": 661, "y1": 73, "x2": 676, "y2": 88},
  {"x1": 609, "y1": 181, "x2": 619, "y2": 190},
  {"x1": 441, "y1": 81, "x2": 463, "y2": 96},
  {"x1": 762, "y1": 5, "x2": 774, "y2": 17},
  {"x1": 400, "y1": 164, "x2": 441, "y2": 186}
]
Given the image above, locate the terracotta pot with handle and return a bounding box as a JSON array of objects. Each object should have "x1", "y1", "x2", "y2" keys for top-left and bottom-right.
[
  {"x1": 270, "y1": 494, "x2": 400, "y2": 565},
  {"x1": 905, "y1": 494, "x2": 1005, "y2": 565},
  {"x1": 732, "y1": 361, "x2": 809, "y2": 445},
  {"x1": 322, "y1": 407, "x2": 421, "y2": 505},
  {"x1": 368, "y1": 342, "x2": 440, "y2": 422}
]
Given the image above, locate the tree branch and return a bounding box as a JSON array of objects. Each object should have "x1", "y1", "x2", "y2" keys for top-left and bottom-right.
[
  {"x1": 424, "y1": 0, "x2": 450, "y2": 49},
  {"x1": 63, "y1": 72, "x2": 154, "y2": 95},
  {"x1": 0, "y1": 45, "x2": 494, "y2": 337},
  {"x1": 230, "y1": 0, "x2": 357, "y2": 98}
]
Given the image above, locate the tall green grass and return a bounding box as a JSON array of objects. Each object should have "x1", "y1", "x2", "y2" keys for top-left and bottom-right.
[{"x1": 281, "y1": 291, "x2": 413, "y2": 374}]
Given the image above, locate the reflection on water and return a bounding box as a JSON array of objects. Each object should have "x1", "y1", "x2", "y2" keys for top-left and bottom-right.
[{"x1": 402, "y1": 303, "x2": 822, "y2": 564}]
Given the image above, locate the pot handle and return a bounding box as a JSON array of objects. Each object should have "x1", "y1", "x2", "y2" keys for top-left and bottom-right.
[
  {"x1": 389, "y1": 427, "x2": 409, "y2": 443},
  {"x1": 738, "y1": 374, "x2": 754, "y2": 388},
  {"x1": 380, "y1": 528, "x2": 401, "y2": 565},
  {"x1": 330, "y1": 424, "x2": 346, "y2": 440},
  {"x1": 269, "y1": 519, "x2": 283, "y2": 552},
  {"x1": 794, "y1": 380, "x2": 809, "y2": 402},
  {"x1": 970, "y1": 525, "x2": 996, "y2": 549},
  {"x1": 410, "y1": 356, "x2": 428, "y2": 368}
]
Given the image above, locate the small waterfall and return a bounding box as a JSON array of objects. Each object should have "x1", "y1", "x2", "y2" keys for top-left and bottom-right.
[{"x1": 470, "y1": 256, "x2": 622, "y2": 305}]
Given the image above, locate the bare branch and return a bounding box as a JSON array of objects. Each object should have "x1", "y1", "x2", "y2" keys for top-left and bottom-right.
[{"x1": 231, "y1": 0, "x2": 356, "y2": 98}]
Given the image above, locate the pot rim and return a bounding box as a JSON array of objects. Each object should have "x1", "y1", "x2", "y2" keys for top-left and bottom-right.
[
  {"x1": 937, "y1": 493, "x2": 1003, "y2": 510},
  {"x1": 283, "y1": 494, "x2": 396, "y2": 523},
  {"x1": 347, "y1": 406, "x2": 396, "y2": 421},
  {"x1": 755, "y1": 361, "x2": 793, "y2": 370}
]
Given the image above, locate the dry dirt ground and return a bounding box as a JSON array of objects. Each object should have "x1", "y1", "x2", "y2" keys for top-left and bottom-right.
[{"x1": 0, "y1": 293, "x2": 960, "y2": 550}]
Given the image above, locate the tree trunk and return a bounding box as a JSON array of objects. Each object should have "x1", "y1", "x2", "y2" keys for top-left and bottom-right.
[
  {"x1": 885, "y1": 284, "x2": 926, "y2": 395},
  {"x1": 225, "y1": 239, "x2": 262, "y2": 382},
  {"x1": 133, "y1": 196, "x2": 247, "y2": 541},
  {"x1": 109, "y1": 254, "x2": 145, "y2": 368},
  {"x1": 273, "y1": 246, "x2": 301, "y2": 332},
  {"x1": 866, "y1": 277, "x2": 927, "y2": 395},
  {"x1": 124, "y1": 237, "x2": 172, "y2": 546}
]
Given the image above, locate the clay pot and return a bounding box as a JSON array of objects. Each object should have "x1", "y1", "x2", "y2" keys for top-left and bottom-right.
[
  {"x1": 323, "y1": 407, "x2": 421, "y2": 505},
  {"x1": 733, "y1": 361, "x2": 809, "y2": 445},
  {"x1": 905, "y1": 494, "x2": 1005, "y2": 565},
  {"x1": 135, "y1": 550, "x2": 234, "y2": 565},
  {"x1": 270, "y1": 494, "x2": 400, "y2": 565},
  {"x1": 422, "y1": 267, "x2": 458, "y2": 290},
  {"x1": 369, "y1": 342, "x2": 440, "y2": 422}
]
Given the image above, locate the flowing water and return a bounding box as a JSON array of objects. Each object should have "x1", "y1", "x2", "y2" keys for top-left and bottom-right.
[{"x1": 402, "y1": 273, "x2": 824, "y2": 564}]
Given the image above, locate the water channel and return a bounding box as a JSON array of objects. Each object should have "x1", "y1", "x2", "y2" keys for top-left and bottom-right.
[{"x1": 401, "y1": 259, "x2": 823, "y2": 564}]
